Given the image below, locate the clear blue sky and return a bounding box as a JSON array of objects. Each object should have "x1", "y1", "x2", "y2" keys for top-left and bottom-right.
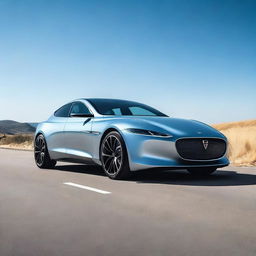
[{"x1": 0, "y1": 0, "x2": 255, "y2": 124}]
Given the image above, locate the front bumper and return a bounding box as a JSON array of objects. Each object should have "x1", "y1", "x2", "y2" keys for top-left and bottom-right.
[{"x1": 121, "y1": 130, "x2": 229, "y2": 171}]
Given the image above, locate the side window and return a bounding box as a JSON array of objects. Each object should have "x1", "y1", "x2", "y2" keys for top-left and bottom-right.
[
  {"x1": 54, "y1": 103, "x2": 72, "y2": 117},
  {"x1": 112, "y1": 108, "x2": 122, "y2": 115},
  {"x1": 70, "y1": 102, "x2": 91, "y2": 115},
  {"x1": 129, "y1": 106, "x2": 156, "y2": 116}
]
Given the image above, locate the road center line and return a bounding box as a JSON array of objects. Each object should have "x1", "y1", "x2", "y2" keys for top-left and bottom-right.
[{"x1": 63, "y1": 182, "x2": 111, "y2": 195}]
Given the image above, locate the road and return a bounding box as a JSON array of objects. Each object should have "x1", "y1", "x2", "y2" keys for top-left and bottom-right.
[{"x1": 0, "y1": 148, "x2": 256, "y2": 256}]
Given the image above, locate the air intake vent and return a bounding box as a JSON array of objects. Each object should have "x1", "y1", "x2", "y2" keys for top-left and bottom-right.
[{"x1": 176, "y1": 138, "x2": 226, "y2": 160}]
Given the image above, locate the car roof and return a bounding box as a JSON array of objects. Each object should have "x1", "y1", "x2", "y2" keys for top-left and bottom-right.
[{"x1": 85, "y1": 98, "x2": 136, "y2": 102}]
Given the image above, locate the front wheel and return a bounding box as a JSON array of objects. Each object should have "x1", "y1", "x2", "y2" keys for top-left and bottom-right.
[
  {"x1": 100, "y1": 131, "x2": 131, "y2": 179},
  {"x1": 187, "y1": 167, "x2": 217, "y2": 176},
  {"x1": 34, "y1": 134, "x2": 56, "y2": 169}
]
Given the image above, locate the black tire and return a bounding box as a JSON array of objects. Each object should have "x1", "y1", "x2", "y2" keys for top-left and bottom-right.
[
  {"x1": 34, "y1": 134, "x2": 56, "y2": 169},
  {"x1": 187, "y1": 167, "x2": 217, "y2": 176},
  {"x1": 100, "y1": 131, "x2": 131, "y2": 179}
]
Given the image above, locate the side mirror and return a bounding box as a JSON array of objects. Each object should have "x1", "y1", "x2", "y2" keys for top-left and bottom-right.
[{"x1": 70, "y1": 113, "x2": 94, "y2": 118}]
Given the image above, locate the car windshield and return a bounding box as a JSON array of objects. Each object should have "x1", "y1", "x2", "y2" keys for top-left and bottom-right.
[{"x1": 87, "y1": 99, "x2": 168, "y2": 117}]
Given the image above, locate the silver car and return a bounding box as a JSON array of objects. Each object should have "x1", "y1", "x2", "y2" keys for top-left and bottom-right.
[{"x1": 34, "y1": 98, "x2": 229, "y2": 179}]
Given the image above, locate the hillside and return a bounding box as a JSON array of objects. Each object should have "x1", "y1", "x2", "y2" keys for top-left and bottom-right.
[
  {"x1": 0, "y1": 120, "x2": 36, "y2": 134},
  {"x1": 213, "y1": 119, "x2": 256, "y2": 166}
]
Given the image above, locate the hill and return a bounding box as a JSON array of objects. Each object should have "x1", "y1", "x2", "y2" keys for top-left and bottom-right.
[
  {"x1": 0, "y1": 120, "x2": 36, "y2": 134},
  {"x1": 213, "y1": 119, "x2": 256, "y2": 166},
  {"x1": 28, "y1": 123, "x2": 38, "y2": 128}
]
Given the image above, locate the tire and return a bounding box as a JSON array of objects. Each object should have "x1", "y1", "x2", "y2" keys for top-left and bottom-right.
[
  {"x1": 100, "y1": 131, "x2": 131, "y2": 179},
  {"x1": 187, "y1": 167, "x2": 217, "y2": 176},
  {"x1": 34, "y1": 134, "x2": 56, "y2": 169}
]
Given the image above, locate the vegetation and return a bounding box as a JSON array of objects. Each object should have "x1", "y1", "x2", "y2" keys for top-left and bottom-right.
[
  {"x1": 213, "y1": 120, "x2": 256, "y2": 166},
  {"x1": 0, "y1": 134, "x2": 34, "y2": 150}
]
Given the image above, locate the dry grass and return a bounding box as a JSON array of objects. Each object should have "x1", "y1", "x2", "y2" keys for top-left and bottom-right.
[
  {"x1": 0, "y1": 134, "x2": 34, "y2": 150},
  {"x1": 212, "y1": 119, "x2": 256, "y2": 166}
]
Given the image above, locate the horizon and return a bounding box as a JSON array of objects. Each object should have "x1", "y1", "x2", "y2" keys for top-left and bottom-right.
[
  {"x1": 0, "y1": 0, "x2": 255, "y2": 124},
  {"x1": 1, "y1": 115, "x2": 256, "y2": 126}
]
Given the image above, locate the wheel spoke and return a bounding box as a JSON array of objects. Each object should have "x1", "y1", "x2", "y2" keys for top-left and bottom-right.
[
  {"x1": 105, "y1": 139, "x2": 113, "y2": 152},
  {"x1": 116, "y1": 157, "x2": 121, "y2": 167},
  {"x1": 102, "y1": 152, "x2": 112, "y2": 157},
  {"x1": 35, "y1": 139, "x2": 40, "y2": 148},
  {"x1": 40, "y1": 152, "x2": 45, "y2": 163},
  {"x1": 107, "y1": 158, "x2": 114, "y2": 173},
  {"x1": 103, "y1": 143, "x2": 112, "y2": 153},
  {"x1": 111, "y1": 136, "x2": 116, "y2": 151},
  {"x1": 114, "y1": 158, "x2": 118, "y2": 171},
  {"x1": 36, "y1": 153, "x2": 40, "y2": 162},
  {"x1": 104, "y1": 155, "x2": 112, "y2": 168},
  {"x1": 109, "y1": 136, "x2": 114, "y2": 150},
  {"x1": 115, "y1": 147, "x2": 121, "y2": 156},
  {"x1": 112, "y1": 137, "x2": 117, "y2": 150}
]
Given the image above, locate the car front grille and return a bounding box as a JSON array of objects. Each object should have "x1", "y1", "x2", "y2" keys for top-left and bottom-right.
[{"x1": 176, "y1": 138, "x2": 226, "y2": 160}]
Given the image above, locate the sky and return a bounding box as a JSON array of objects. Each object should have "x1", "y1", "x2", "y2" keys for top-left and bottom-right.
[{"x1": 0, "y1": 0, "x2": 255, "y2": 124}]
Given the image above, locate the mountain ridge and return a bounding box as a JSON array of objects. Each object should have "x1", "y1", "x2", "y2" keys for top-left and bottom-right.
[{"x1": 0, "y1": 120, "x2": 36, "y2": 134}]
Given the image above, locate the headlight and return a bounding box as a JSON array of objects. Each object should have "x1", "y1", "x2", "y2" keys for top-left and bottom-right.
[{"x1": 125, "y1": 128, "x2": 172, "y2": 138}]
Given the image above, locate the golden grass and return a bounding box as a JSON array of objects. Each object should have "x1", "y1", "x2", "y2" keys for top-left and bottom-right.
[
  {"x1": 212, "y1": 119, "x2": 256, "y2": 166},
  {"x1": 0, "y1": 134, "x2": 34, "y2": 150},
  {"x1": 213, "y1": 119, "x2": 256, "y2": 131}
]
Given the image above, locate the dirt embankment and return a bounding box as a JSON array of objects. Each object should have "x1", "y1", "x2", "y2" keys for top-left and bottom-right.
[{"x1": 0, "y1": 134, "x2": 34, "y2": 150}]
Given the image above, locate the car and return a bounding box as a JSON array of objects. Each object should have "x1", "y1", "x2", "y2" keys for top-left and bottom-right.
[{"x1": 34, "y1": 98, "x2": 229, "y2": 179}]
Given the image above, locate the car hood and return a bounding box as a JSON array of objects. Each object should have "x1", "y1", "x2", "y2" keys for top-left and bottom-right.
[{"x1": 118, "y1": 117, "x2": 225, "y2": 139}]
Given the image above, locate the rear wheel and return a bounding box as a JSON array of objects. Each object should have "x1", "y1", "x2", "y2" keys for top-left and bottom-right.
[
  {"x1": 34, "y1": 134, "x2": 56, "y2": 169},
  {"x1": 100, "y1": 131, "x2": 131, "y2": 179},
  {"x1": 187, "y1": 167, "x2": 217, "y2": 176}
]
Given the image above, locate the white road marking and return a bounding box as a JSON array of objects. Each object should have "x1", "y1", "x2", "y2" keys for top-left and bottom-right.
[{"x1": 64, "y1": 182, "x2": 111, "y2": 195}]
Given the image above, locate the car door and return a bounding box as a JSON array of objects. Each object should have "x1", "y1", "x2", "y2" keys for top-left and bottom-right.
[
  {"x1": 64, "y1": 101, "x2": 94, "y2": 162},
  {"x1": 46, "y1": 103, "x2": 72, "y2": 159}
]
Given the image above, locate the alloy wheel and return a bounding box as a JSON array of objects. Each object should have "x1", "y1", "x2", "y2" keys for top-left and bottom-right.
[
  {"x1": 34, "y1": 135, "x2": 46, "y2": 166},
  {"x1": 101, "y1": 135, "x2": 123, "y2": 175}
]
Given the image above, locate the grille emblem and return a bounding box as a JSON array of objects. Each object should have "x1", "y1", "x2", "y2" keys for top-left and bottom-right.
[{"x1": 202, "y1": 140, "x2": 208, "y2": 150}]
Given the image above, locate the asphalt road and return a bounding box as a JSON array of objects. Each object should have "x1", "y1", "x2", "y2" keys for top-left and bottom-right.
[{"x1": 1, "y1": 149, "x2": 256, "y2": 256}]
